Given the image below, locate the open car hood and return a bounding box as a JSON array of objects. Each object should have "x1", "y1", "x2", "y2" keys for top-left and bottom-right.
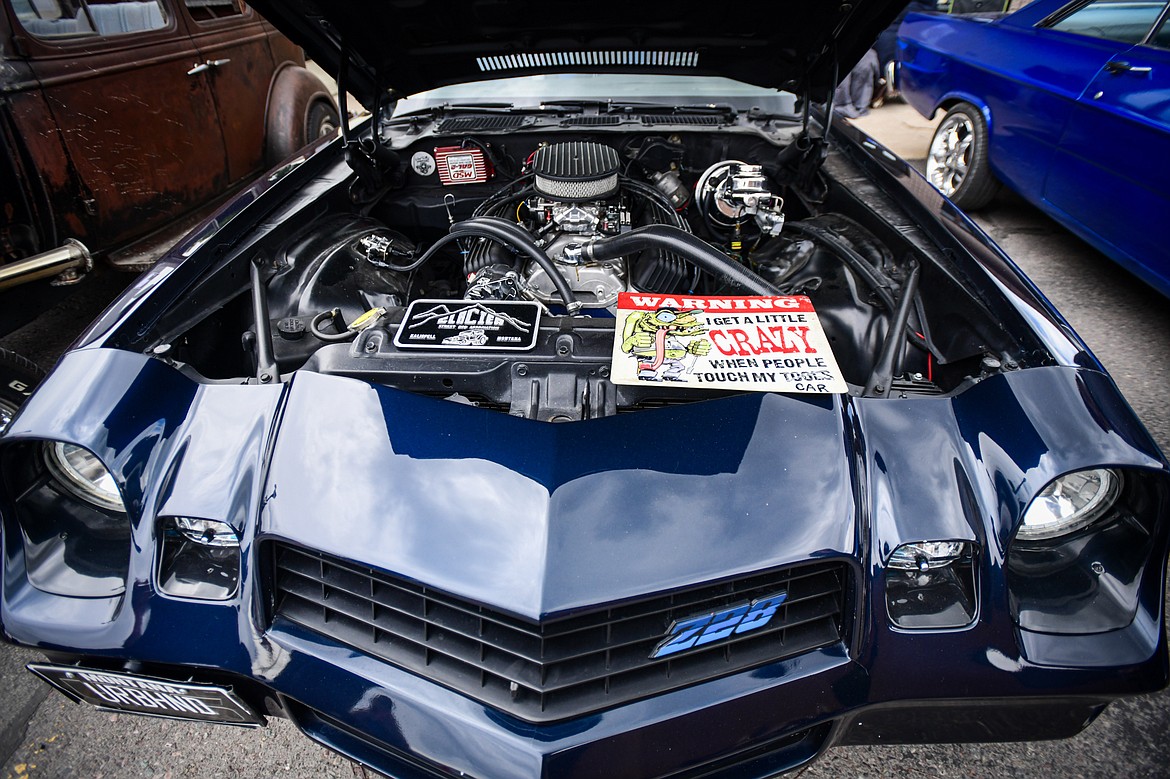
[{"x1": 248, "y1": 0, "x2": 909, "y2": 105}]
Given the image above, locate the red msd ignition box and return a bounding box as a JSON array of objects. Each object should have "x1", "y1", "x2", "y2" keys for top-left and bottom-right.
[{"x1": 435, "y1": 146, "x2": 493, "y2": 185}]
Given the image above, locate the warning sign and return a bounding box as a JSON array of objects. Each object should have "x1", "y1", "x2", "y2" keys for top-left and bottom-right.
[{"x1": 609, "y1": 293, "x2": 847, "y2": 394}]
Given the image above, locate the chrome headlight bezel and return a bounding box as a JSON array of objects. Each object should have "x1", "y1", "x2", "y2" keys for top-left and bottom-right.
[{"x1": 42, "y1": 441, "x2": 126, "y2": 513}]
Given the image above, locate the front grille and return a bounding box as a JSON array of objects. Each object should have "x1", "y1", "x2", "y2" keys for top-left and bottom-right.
[{"x1": 270, "y1": 543, "x2": 849, "y2": 722}]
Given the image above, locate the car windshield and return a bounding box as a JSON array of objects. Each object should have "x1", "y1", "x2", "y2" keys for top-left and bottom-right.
[{"x1": 392, "y1": 74, "x2": 799, "y2": 116}]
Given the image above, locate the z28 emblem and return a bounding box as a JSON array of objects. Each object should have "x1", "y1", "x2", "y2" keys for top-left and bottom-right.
[{"x1": 651, "y1": 591, "x2": 789, "y2": 659}]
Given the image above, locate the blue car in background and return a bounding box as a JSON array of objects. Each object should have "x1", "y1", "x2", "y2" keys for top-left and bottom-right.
[{"x1": 899, "y1": 0, "x2": 1170, "y2": 297}]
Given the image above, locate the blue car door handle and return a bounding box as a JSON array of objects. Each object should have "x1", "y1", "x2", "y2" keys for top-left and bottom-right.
[{"x1": 1105, "y1": 60, "x2": 1153, "y2": 75}]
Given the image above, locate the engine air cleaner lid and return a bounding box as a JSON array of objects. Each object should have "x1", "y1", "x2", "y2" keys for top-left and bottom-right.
[{"x1": 532, "y1": 142, "x2": 621, "y2": 200}]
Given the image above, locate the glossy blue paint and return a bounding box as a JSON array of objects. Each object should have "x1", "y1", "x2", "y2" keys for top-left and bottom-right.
[
  {"x1": 263, "y1": 372, "x2": 856, "y2": 619},
  {"x1": 898, "y1": 0, "x2": 1170, "y2": 297},
  {"x1": 1045, "y1": 42, "x2": 1170, "y2": 279}
]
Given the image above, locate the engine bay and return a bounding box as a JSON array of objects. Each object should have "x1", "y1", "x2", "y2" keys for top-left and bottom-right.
[{"x1": 154, "y1": 125, "x2": 1027, "y2": 421}]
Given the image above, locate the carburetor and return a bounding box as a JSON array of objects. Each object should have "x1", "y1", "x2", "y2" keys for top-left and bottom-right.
[{"x1": 520, "y1": 141, "x2": 632, "y2": 308}]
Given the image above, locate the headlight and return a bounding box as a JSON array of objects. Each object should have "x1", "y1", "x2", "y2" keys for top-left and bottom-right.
[
  {"x1": 0, "y1": 441, "x2": 132, "y2": 597},
  {"x1": 885, "y1": 540, "x2": 977, "y2": 629},
  {"x1": 887, "y1": 541, "x2": 968, "y2": 571},
  {"x1": 173, "y1": 516, "x2": 240, "y2": 548},
  {"x1": 1008, "y1": 468, "x2": 1165, "y2": 654},
  {"x1": 158, "y1": 517, "x2": 241, "y2": 600},
  {"x1": 1017, "y1": 468, "x2": 1120, "y2": 542},
  {"x1": 43, "y1": 442, "x2": 125, "y2": 512}
]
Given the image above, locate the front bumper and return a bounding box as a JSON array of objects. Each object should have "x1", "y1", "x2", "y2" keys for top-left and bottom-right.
[
  {"x1": 6, "y1": 526, "x2": 1164, "y2": 779},
  {"x1": 16, "y1": 613, "x2": 1141, "y2": 779}
]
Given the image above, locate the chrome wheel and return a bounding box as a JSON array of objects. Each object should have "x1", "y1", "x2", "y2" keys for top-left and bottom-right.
[
  {"x1": 927, "y1": 113, "x2": 974, "y2": 197},
  {"x1": 924, "y1": 103, "x2": 999, "y2": 210}
]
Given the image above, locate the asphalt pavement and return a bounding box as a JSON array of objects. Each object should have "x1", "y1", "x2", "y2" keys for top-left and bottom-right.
[{"x1": 2, "y1": 101, "x2": 1170, "y2": 778}]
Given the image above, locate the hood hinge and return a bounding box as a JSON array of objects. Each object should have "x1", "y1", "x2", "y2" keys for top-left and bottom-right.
[
  {"x1": 337, "y1": 43, "x2": 400, "y2": 202},
  {"x1": 777, "y1": 47, "x2": 837, "y2": 205}
]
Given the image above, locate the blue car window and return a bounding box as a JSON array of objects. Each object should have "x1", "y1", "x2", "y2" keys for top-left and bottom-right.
[
  {"x1": 85, "y1": 0, "x2": 169, "y2": 35},
  {"x1": 1047, "y1": 0, "x2": 1168, "y2": 43}
]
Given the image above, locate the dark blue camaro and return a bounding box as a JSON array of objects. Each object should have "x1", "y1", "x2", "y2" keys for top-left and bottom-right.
[
  {"x1": 899, "y1": 0, "x2": 1170, "y2": 297},
  {"x1": 2, "y1": 1, "x2": 1168, "y2": 775}
]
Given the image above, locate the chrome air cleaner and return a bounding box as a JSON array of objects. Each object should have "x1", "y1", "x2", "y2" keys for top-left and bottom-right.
[{"x1": 531, "y1": 141, "x2": 621, "y2": 200}]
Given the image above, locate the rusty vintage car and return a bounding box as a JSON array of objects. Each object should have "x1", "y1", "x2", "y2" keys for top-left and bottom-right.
[
  {"x1": 0, "y1": 0, "x2": 340, "y2": 416},
  {"x1": 0, "y1": 0, "x2": 338, "y2": 329}
]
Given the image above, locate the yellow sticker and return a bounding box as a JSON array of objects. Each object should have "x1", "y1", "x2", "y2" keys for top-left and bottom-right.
[{"x1": 349, "y1": 306, "x2": 387, "y2": 332}]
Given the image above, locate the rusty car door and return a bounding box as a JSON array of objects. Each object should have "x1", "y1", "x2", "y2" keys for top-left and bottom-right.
[
  {"x1": 179, "y1": 0, "x2": 275, "y2": 182},
  {"x1": 8, "y1": 0, "x2": 230, "y2": 252}
]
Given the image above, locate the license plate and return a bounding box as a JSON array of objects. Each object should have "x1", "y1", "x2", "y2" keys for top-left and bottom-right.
[{"x1": 28, "y1": 664, "x2": 263, "y2": 727}]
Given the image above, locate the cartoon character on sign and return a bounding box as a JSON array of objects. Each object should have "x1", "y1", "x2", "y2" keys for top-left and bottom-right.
[{"x1": 621, "y1": 307, "x2": 711, "y2": 381}]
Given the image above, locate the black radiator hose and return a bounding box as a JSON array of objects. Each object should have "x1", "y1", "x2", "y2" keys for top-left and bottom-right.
[
  {"x1": 369, "y1": 215, "x2": 582, "y2": 314},
  {"x1": 450, "y1": 217, "x2": 581, "y2": 313},
  {"x1": 582, "y1": 225, "x2": 784, "y2": 296}
]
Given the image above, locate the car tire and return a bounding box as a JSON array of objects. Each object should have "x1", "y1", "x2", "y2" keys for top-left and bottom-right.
[
  {"x1": 305, "y1": 99, "x2": 340, "y2": 144},
  {"x1": 0, "y1": 347, "x2": 45, "y2": 433},
  {"x1": 266, "y1": 66, "x2": 341, "y2": 167},
  {"x1": 926, "y1": 102, "x2": 999, "y2": 210}
]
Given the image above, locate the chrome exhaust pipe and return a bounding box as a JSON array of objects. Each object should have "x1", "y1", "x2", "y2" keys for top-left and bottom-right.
[{"x1": 0, "y1": 239, "x2": 92, "y2": 291}]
